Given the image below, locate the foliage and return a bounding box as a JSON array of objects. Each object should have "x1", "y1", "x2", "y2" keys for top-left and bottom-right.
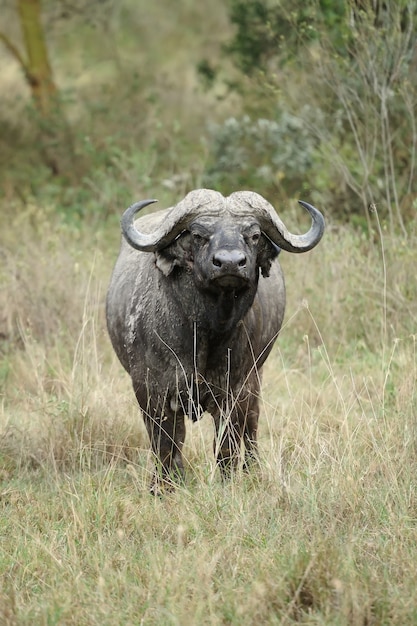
[
  {"x1": 0, "y1": 0, "x2": 227, "y2": 213},
  {"x1": 203, "y1": 111, "x2": 318, "y2": 199},
  {"x1": 224, "y1": 0, "x2": 347, "y2": 72},
  {"x1": 209, "y1": 0, "x2": 417, "y2": 230},
  {"x1": 1, "y1": 0, "x2": 417, "y2": 230},
  {"x1": 0, "y1": 0, "x2": 77, "y2": 175},
  {"x1": 307, "y1": 0, "x2": 417, "y2": 233}
]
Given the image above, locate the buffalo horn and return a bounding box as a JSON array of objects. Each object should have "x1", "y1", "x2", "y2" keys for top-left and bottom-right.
[
  {"x1": 229, "y1": 192, "x2": 325, "y2": 253},
  {"x1": 261, "y1": 200, "x2": 325, "y2": 253},
  {"x1": 120, "y1": 190, "x2": 224, "y2": 252}
]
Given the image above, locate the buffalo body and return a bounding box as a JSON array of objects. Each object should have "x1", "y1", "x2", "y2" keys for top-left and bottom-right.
[{"x1": 106, "y1": 189, "x2": 324, "y2": 491}]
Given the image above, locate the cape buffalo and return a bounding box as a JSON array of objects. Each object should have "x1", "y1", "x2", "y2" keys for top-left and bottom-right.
[{"x1": 106, "y1": 189, "x2": 324, "y2": 492}]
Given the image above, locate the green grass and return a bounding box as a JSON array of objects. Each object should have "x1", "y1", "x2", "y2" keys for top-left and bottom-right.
[{"x1": 1, "y1": 204, "x2": 417, "y2": 624}]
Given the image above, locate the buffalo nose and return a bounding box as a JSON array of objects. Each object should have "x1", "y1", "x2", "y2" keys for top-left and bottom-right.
[{"x1": 212, "y1": 249, "x2": 247, "y2": 269}]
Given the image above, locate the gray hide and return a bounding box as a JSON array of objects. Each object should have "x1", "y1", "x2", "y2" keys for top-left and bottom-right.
[{"x1": 106, "y1": 189, "x2": 324, "y2": 492}]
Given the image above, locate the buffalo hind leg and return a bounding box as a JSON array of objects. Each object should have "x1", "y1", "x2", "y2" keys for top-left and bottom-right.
[{"x1": 142, "y1": 408, "x2": 186, "y2": 495}]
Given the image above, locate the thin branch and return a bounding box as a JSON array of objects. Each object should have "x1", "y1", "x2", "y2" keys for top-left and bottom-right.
[
  {"x1": 403, "y1": 88, "x2": 417, "y2": 197},
  {"x1": 0, "y1": 31, "x2": 28, "y2": 75}
]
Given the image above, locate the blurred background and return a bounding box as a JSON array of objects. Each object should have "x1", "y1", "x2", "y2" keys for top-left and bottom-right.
[{"x1": 1, "y1": 0, "x2": 416, "y2": 230}]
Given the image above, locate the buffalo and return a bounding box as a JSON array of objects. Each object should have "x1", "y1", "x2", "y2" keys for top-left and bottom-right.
[{"x1": 106, "y1": 189, "x2": 324, "y2": 493}]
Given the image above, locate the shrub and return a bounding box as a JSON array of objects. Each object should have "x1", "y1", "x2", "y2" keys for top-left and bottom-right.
[
  {"x1": 203, "y1": 110, "x2": 318, "y2": 199},
  {"x1": 212, "y1": 0, "x2": 417, "y2": 230}
]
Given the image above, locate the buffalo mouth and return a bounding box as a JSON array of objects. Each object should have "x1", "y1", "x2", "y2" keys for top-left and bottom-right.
[{"x1": 210, "y1": 274, "x2": 250, "y2": 291}]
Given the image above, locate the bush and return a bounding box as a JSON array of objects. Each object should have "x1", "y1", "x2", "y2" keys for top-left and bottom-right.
[
  {"x1": 203, "y1": 110, "x2": 318, "y2": 199},
  {"x1": 211, "y1": 0, "x2": 417, "y2": 230}
]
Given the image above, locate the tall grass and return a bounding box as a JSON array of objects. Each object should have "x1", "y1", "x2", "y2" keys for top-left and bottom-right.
[{"x1": 1, "y1": 203, "x2": 417, "y2": 624}]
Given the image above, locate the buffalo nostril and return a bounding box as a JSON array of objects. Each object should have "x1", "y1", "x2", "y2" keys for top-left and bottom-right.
[{"x1": 212, "y1": 249, "x2": 246, "y2": 269}]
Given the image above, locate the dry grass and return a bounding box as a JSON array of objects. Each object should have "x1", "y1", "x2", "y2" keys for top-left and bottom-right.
[{"x1": 1, "y1": 204, "x2": 417, "y2": 624}]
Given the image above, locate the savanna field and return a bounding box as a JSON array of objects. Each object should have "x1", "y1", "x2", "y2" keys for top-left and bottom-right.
[{"x1": 1, "y1": 1, "x2": 417, "y2": 624}]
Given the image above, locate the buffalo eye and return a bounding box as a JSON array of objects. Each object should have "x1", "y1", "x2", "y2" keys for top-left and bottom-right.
[
  {"x1": 192, "y1": 232, "x2": 208, "y2": 245},
  {"x1": 245, "y1": 231, "x2": 261, "y2": 245}
]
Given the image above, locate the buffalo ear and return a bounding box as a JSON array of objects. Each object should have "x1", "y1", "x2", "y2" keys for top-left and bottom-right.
[
  {"x1": 258, "y1": 235, "x2": 281, "y2": 278},
  {"x1": 155, "y1": 232, "x2": 193, "y2": 276}
]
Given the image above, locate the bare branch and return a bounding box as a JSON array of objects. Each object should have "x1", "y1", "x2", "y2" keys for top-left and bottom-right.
[{"x1": 0, "y1": 30, "x2": 28, "y2": 74}]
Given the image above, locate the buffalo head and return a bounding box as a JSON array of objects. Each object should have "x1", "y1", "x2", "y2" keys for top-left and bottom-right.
[{"x1": 121, "y1": 188, "x2": 324, "y2": 292}]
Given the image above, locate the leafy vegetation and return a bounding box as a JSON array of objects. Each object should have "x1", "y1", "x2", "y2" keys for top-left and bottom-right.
[
  {"x1": 203, "y1": 111, "x2": 319, "y2": 200},
  {"x1": 1, "y1": 0, "x2": 417, "y2": 623},
  {"x1": 204, "y1": 0, "x2": 417, "y2": 230}
]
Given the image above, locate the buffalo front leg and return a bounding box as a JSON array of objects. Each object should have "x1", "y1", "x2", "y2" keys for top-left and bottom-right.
[
  {"x1": 242, "y1": 394, "x2": 260, "y2": 471},
  {"x1": 213, "y1": 394, "x2": 260, "y2": 478},
  {"x1": 142, "y1": 405, "x2": 186, "y2": 494}
]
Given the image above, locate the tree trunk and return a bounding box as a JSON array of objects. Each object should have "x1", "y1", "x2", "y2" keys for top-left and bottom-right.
[
  {"x1": 0, "y1": 0, "x2": 74, "y2": 175},
  {"x1": 17, "y1": 0, "x2": 59, "y2": 117}
]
